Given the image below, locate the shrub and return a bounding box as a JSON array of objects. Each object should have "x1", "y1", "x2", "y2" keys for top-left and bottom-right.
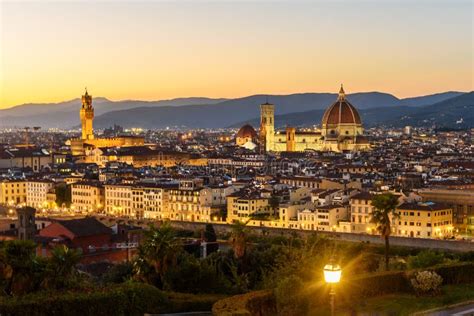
[
  {"x1": 433, "y1": 262, "x2": 474, "y2": 284},
  {"x1": 411, "y1": 271, "x2": 443, "y2": 296},
  {"x1": 102, "y1": 262, "x2": 134, "y2": 284},
  {"x1": 274, "y1": 275, "x2": 309, "y2": 316},
  {"x1": 408, "y1": 250, "x2": 444, "y2": 269},
  {"x1": 0, "y1": 282, "x2": 168, "y2": 316}
]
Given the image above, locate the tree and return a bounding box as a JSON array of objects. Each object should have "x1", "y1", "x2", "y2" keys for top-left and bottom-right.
[
  {"x1": 269, "y1": 195, "x2": 280, "y2": 214},
  {"x1": 230, "y1": 221, "x2": 248, "y2": 260},
  {"x1": 0, "y1": 240, "x2": 37, "y2": 295},
  {"x1": 370, "y1": 193, "x2": 399, "y2": 271},
  {"x1": 135, "y1": 223, "x2": 181, "y2": 287},
  {"x1": 55, "y1": 184, "x2": 71, "y2": 207},
  {"x1": 44, "y1": 245, "x2": 81, "y2": 289},
  {"x1": 204, "y1": 224, "x2": 219, "y2": 255}
]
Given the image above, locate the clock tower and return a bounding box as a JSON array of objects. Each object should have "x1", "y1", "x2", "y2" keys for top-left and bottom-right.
[{"x1": 80, "y1": 88, "x2": 94, "y2": 140}]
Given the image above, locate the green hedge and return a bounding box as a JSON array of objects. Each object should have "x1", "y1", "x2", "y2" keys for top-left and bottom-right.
[{"x1": 0, "y1": 283, "x2": 167, "y2": 316}]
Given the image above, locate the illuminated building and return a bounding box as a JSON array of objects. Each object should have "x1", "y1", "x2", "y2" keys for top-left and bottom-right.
[
  {"x1": 71, "y1": 181, "x2": 105, "y2": 213},
  {"x1": 259, "y1": 85, "x2": 371, "y2": 152},
  {"x1": 396, "y1": 202, "x2": 453, "y2": 239},
  {"x1": 0, "y1": 180, "x2": 27, "y2": 206},
  {"x1": 70, "y1": 89, "x2": 145, "y2": 156}
]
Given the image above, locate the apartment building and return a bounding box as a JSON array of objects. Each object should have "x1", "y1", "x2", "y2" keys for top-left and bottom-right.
[
  {"x1": 227, "y1": 189, "x2": 271, "y2": 223},
  {"x1": 349, "y1": 192, "x2": 376, "y2": 234},
  {"x1": 26, "y1": 180, "x2": 55, "y2": 209},
  {"x1": 298, "y1": 205, "x2": 348, "y2": 231},
  {"x1": 71, "y1": 182, "x2": 105, "y2": 213},
  {"x1": 104, "y1": 184, "x2": 133, "y2": 217},
  {"x1": 418, "y1": 189, "x2": 474, "y2": 234},
  {"x1": 0, "y1": 180, "x2": 27, "y2": 206},
  {"x1": 396, "y1": 202, "x2": 454, "y2": 239}
]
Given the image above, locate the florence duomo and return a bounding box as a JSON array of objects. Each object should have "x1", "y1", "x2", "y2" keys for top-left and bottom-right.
[{"x1": 237, "y1": 85, "x2": 371, "y2": 153}]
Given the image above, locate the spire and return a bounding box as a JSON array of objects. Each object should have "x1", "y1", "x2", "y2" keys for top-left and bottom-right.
[
  {"x1": 338, "y1": 84, "x2": 345, "y2": 101},
  {"x1": 84, "y1": 87, "x2": 88, "y2": 96}
]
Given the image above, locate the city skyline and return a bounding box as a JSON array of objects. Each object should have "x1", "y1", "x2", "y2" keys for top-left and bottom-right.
[{"x1": 1, "y1": 0, "x2": 472, "y2": 108}]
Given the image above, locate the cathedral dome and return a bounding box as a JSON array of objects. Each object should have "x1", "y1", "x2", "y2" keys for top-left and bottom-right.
[
  {"x1": 237, "y1": 124, "x2": 257, "y2": 139},
  {"x1": 321, "y1": 86, "x2": 361, "y2": 126}
]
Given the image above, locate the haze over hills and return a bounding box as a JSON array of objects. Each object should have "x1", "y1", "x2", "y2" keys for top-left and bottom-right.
[{"x1": 0, "y1": 91, "x2": 469, "y2": 129}]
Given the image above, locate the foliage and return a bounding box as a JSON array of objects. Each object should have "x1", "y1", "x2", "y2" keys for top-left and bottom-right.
[
  {"x1": 230, "y1": 221, "x2": 248, "y2": 259},
  {"x1": 0, "y1": 282, "x2": 168, "y2": 316},
  {"x1": 162, "y1": 252, "x2": 233, "y2": 294},
  {"x1": 55, "y1": 184, "x2": 71, "y2": 207},
  {"x1": 408, "y1": 250, "x2": 445, "y2": 269},
  {"x1": 370, "y1": 193, "x2": 399, "y2": 270},
  {"x1": 43, "y1": 245, "x2": 81, "y2": 290},
  {"x1": 411, "y1": 271, "x2": 443, "y2": 296},
  {"x1": 274, "y1": 275, "x2": 309, "y2": 316},
  {"x1": 102, "y1": 262, "x2": 134, "y2": 284},
  {"x1": 133, "y1": 223, "x2": 181, "y2": 287},
  {"x1": 204, "y1": 224, "x2": 218, "y2": 255}
]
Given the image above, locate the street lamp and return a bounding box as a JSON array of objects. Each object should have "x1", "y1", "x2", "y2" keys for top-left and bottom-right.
[{"x1": 324, "y1": 262, "x2": 341, "y2": 316}]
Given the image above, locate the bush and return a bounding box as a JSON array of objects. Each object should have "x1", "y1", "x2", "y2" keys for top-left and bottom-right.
[
  {"x1": 0, "y1": 282, "x2": 168, "y2": 316},
  {"x1": 102, "y1": 262, "x2": 134, "y2": 284},
  {"x1": 408, "y1": 250, "x2": 445, "y2": 269},
  {"x1": 411, "y1": 271, "x2": 443, "y2": 296},
  {"x1": 274, "y1": 275, "x2": 309, "y2": 316},
  {"x1": 433, "y1": 262, "x2": 474, "y2": 284}
]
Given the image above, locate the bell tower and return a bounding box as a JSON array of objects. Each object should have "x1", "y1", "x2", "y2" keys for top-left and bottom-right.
[
  {"x1": 259, "y1": 100, "x2": 275, "y2": 153},
  {"x1": 16, "y1": 206, "x2": 36, "y2": 241},
  {"x1": 80, "y1": 88, "x2": 94, "y2": 140}
]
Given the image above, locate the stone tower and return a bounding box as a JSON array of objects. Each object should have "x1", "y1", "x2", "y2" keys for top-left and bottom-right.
[
  {"x1": 286, "y1": 127, "x2": 296, "y2": 152},
  {"x1": 259, "y1": 101, "x2": 275, "y2": 153},
  {"x1": 16, "y1": 206, "x2": 36, "y2": 241},
  {"x1": 80, "y1": 88, "x2": 94, "y2": 140}
]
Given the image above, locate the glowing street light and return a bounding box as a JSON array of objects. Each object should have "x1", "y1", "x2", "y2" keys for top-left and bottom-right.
[{"x1": 324, "y1": 262, "x2": 341, "y2": 316}]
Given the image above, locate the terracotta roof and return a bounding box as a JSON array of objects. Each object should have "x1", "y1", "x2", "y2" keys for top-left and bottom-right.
[
  {"x1": 237, "y1": 124, "x2": 257, "y2": 138},
  {"x1": 58, "y1": 218, "x2": 111, "y2": 237},
  {"x1": 322, "y1": 95, "x2": 362, "y2": 126}
]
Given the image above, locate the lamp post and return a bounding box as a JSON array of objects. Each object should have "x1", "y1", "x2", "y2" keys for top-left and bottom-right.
[{"x1": 324, "y1": 262, "x2": 341, "y2": 316}]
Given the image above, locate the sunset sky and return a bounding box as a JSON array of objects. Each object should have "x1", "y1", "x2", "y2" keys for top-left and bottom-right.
[{"x1": 0, "y1": 0, "x2": 472, "y2": 109}]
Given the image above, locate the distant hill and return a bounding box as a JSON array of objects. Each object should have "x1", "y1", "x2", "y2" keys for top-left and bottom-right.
[
  {"x1": 0, "y1": 97, "x2": 227, "y2": 128},
  {"x1": 400, "y1": 91, "x2": 464, "y2": 107},
  {"x1": 232, "y1": 92, "x2": 474, "y2": 129},
  {"x1": 1, "y1": 91, "x2": 471, "y2": 129}
]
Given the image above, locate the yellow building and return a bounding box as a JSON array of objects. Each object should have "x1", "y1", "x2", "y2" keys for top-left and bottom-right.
[
  {"x1": 350, "y1": 192, "x2": 377, "y2": 234},
  {"x1": 227, "y1": 191, "x2": 271, "y2": 223},
  {"x1": 418, "y1": 189, "x2": 474, "y2": 234},
  {"x1": 104, "y1": 184, "x2": 133, "y2": 217},
  {"x1": 259, "y1": 85, "x2": 371, "y2": 153},
  {"x1": 70, "y1": 89, "x2": 145, "y2": 156},
  {"x1": 298, "y1": 205, "x2": 348, "y2": 231},
  {"x1": 0, "y1": 180, "x2": 27, "y2": 206},
  {"x1": 71, "y1": 181, "x2": 105, "y2": 213},
  {"x1": 396, "y1": 202, "x2": 454, "y2": 239},
  {"x1": 26, "y1": 180, "x2": 55, "y2": 209},
  {"x1": 168, "y1": 180, "x2": 234, "y2": 222}
]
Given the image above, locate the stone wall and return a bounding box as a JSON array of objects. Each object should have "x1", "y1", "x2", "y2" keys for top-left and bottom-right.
[{"x1": 93, "y1": 216, "x2": 474, "y2": 252}]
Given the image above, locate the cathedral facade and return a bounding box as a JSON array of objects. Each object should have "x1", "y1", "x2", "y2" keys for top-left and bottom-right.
[
  {"x1": 258, "y1": 86, "x2": 371, "y2": 153},
  {"x1": 70, "y1": 90, "x2": 144, "y2": 156}
]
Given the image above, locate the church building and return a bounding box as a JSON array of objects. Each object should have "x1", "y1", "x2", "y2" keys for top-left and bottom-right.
[{"x1": 256, "y1": 85, "x2": 371, "y2": 153}]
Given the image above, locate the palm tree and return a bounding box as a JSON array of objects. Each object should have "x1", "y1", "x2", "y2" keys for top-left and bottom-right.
[
  {"x1": 370, "y1": 193, "x2": 399, "y2": 271},
  {"x1": 45, "y1": 245, "x2": 81, "y2": 289},
  {"x1": 230, "y1": 221, "x2": 248, "y2": 260},
  {"x1": 138, "y1": 223, "x2": 181, "y2": 284}
]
